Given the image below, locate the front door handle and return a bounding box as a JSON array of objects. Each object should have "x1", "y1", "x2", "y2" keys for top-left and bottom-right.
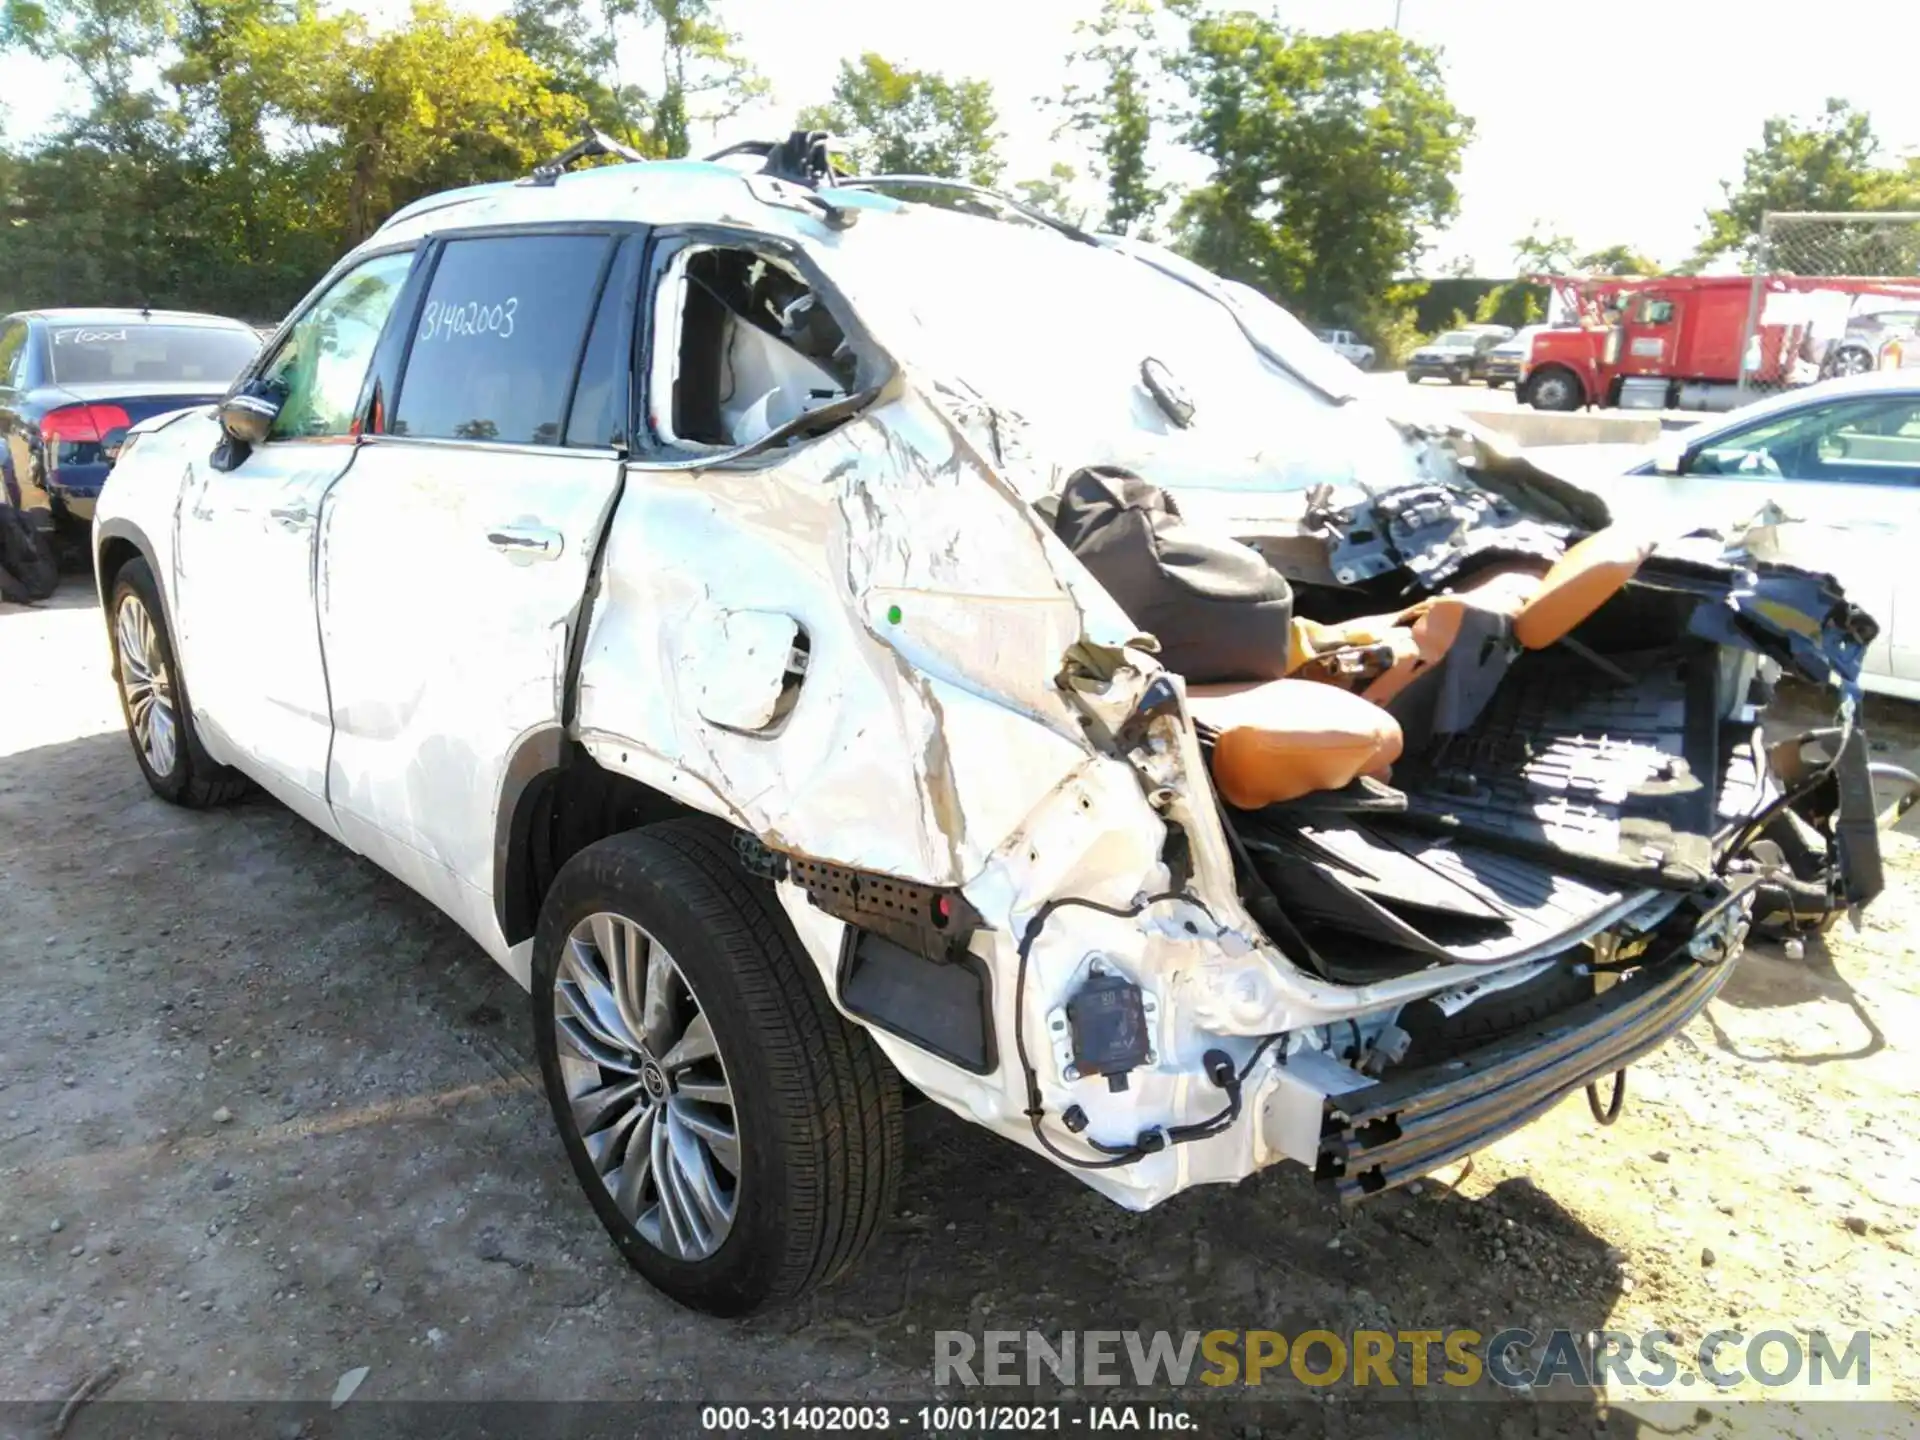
[
  {"x1": 487, "y1": 523, "x2": 564, "y2": 563},
  {"x1": 270, "y1": 503, "x2": 314, "y2": 531}
]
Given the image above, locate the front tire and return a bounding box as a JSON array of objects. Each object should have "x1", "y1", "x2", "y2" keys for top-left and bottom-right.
[
  {"x1": 1528, "y1": 366, "x2": 1583, "y2": 411},
  {"x1": 532, "y1": 819, "x2": 903, "y2": 1315},
  {"x1": 108, "y1": 557, "x2": 249, "y2": 807}
]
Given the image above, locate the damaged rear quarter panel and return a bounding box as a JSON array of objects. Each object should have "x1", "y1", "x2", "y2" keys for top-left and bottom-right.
[{"x1": 574, "y1": 389, "x2": 1094, "y2": 887}]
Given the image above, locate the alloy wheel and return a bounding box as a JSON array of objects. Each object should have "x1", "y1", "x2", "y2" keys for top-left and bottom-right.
[
  {"x1": 552, "y1": 911, "x2": 740, "y2": 1260},
  {"x1": 116, "y1": 593, "x2": 178, "y2": 778}
]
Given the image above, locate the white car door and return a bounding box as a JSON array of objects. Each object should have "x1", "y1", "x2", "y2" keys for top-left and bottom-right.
[
  {"x1": 172, "y1": 248, "x2": 416, "y2": 833},
  {"x1": 315, "y1": 231, "x2": 636, "y2": 961},
  {"x1": 1613, "y1": 391, "x2": 1920, "y2": 687}
]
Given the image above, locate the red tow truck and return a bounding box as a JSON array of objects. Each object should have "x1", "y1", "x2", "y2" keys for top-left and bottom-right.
[{"x1": 1518, "y1": 273, "x2": 1920, "y2": 412}]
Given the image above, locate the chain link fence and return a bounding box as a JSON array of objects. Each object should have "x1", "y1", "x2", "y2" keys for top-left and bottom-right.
[{"x1": 1737, "y1": 211, "x2": 1920, "y2": 396}]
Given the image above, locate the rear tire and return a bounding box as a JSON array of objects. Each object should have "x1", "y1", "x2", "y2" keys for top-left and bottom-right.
[
  {"x1": 532, "y1": 819, "x2": 903, "y2": 1315},
  {"x1": 107, "y1": 557, "x2": 250, "y2": 807}
]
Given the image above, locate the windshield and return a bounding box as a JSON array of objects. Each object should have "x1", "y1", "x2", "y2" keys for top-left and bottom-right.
[
  {"x1": 49, "y1": 324, "x2": 259, "y2": 387},
  {"x1": 816, "y1": 207, "x2": 1426, "y2": 497},
  {"x1": 1435, "y1": 331, "x2": 1478, "y2": 347}
]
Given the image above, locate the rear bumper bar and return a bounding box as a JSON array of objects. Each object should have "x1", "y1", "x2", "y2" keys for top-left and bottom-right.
[{"x1": 1316, "y1": 953, "x2": 1734, "y2": 1201}]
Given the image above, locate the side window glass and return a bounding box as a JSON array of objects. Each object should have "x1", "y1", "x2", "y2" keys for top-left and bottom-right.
[
  {"x1": 565, "y1": 237, "x2": 644, "y2": 450},
  {"x1": 1691, "y1": 398, "x2": 1920, "y2": 484},
  {"x1": 261, "y1": 251, "x2": 413, "y2": 440},
  {"x1": 0, "y1": 323, "x2": 26, "y2": 387},
  {"x1": 651, "y1": 244, "x2": 856, "y2": 450},
  {"x1": 392, "y1": 234, "x2": 611, "y2": 445},
  {"x1": 1638, "y1": 299, "x2": 1674, "y2": 324}
]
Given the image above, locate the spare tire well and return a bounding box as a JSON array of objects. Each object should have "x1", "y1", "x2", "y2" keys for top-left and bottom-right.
[{"x1": 495, "y1": 744, "x2": 703, "y2": 945}]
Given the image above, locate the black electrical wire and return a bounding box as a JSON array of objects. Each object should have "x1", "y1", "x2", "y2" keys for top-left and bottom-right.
[{"x1": 1013, "y1": 891, "x2": 1283, "y2": 1170}]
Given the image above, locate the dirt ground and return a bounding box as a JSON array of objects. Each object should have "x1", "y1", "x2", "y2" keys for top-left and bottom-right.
[{"x1": 3, "y1": 576, "x2": 1917, "y2": 1434}]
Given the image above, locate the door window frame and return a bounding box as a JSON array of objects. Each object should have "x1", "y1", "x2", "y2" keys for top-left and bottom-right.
[
  {"x1": 237, "y1": 243, "x2": 425, "y2": 448},
  {"x1": 357, "y1": 221, "x2": 643, "y2": 459},
  {"x1": 632, "y1": 223, "x2": 893, "y2": 470}
]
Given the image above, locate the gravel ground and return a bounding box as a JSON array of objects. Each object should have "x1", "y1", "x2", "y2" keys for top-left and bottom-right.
[{"x1": 2, "y1": 577, "x2": 1916, "y2": 1434}]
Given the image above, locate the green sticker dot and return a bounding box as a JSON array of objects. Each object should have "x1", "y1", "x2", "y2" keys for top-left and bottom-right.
[{"x1": 887, "y1": 604, "x2": 903, "y2": 625}]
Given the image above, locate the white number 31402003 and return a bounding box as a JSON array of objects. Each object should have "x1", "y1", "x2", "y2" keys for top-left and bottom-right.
[{"x1": 417, "y1": 297, "x2": 517, "y2": 343}]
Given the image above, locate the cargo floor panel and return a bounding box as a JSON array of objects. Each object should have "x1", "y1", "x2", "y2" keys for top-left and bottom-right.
[
  {"x1": 1242, "y1": 817, "x2": 1660, "y2": 969},
  {"x1": 1394, "y1": 648, "x2": 1722, "y2": 882}
]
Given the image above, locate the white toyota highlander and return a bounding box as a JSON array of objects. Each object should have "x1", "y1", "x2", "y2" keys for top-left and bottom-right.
[{"x1": 93, "y1": 133, "x2": 1885, "y2": 1315}]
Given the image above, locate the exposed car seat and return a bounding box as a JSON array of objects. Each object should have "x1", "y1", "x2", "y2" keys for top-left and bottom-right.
[{"x1": 1189, "y1": 679, "x2": 1404, "y2": 809}]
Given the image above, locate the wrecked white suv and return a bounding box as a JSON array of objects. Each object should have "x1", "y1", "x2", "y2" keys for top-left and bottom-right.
[{"x1": 95, "y1": 133, "x2": 1887, "y2": 1315}]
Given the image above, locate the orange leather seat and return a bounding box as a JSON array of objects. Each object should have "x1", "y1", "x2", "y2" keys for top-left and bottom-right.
[
  {"x1": 1511, "y1": 527, "x2": 1657, "y2": 651},
  {"x1": 1358, "y1": 563, "x2": 1545, "y2": 705},
  {"x1": 1191, "y1": 678, "x2": 1405, "y2": 809}
]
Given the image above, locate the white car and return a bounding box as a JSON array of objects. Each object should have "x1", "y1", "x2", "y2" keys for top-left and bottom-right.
[
  {"x1": 1315, "y1": 327, "x2": 1375, "y2": 369},
  {"x1": 1603, "y1": 371, "x2": 1920, "y2": 700},
  {"x1": 92, "y1": 135, "x2": 1883, "y2": 1316}
]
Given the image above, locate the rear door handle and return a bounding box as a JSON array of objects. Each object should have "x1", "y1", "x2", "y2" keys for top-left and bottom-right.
[
  {"x1": 487, "y1": 523, "x2": 564, "y2": 563},
  {"x1": 270, "y1": 503, "x2": 314, "y2": 531}
]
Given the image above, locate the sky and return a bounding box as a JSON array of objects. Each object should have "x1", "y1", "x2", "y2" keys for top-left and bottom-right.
[{"x1": 5, "y1": 0, "x2": 1920, "y2": 274}]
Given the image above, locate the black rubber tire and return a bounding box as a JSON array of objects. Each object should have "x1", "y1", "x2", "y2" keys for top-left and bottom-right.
[
  {"x1": 0, "y1": 506, "x2": 58, "y2": 602},
  {"x1": 531, "y1": 818, "x2": 903, "y2": 1315},
  {"x1": 1398, "y1": 959, "x2": 1596, "y2": 1065},
  {"x1": 107, "y1": 556, "x2": 251, "y2": 807},
  {"x1": 1528, "y1": 366, "x2": 1584, "y2": 412}
]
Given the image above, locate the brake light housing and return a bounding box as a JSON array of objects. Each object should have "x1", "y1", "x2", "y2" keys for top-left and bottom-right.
[{"x1": 40, "y1": 404, "x2": 132, "y2": 468}]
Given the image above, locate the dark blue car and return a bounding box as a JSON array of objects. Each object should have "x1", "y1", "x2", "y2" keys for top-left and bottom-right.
[{"x1": 0, "y1": 308, "x2": 261, "y2": 573}]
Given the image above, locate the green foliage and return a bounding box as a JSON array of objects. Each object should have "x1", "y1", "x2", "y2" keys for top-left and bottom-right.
[
  {"x1": 1011, "y1": 163, "x2": 1090, "y2": 227},
  {"x1": 1167, "y1": 17, "x2": 1472, "y2": 326},
  {"x1": 1574, "y1": 243, "x2": 1658, "y2": 276},
  {"x1": 1057, "y1": 0, "x2": 1166, "y2": 235},
  {"x1": 0, "y1": 0, "x2": 759, "y2": 316},
  {"x1": 801, "y1": 52, "x2": 1003, "y2": 187},
  {"x1": 1695, "y1": 98, "x2": 1920, "y2": 269},
  {"x1": 1511, "y1": 225, "x2": 1577, "y2": 277}
]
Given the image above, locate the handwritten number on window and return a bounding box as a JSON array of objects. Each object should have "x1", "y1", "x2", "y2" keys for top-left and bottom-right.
[{"x1": 416, "y1": 298, "x2": 518, "y2": 344}]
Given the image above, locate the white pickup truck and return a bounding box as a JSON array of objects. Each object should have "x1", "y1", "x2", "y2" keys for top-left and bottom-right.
[{"x1": 1315, "y1": 328, "x2": 1375, "y2": 369}]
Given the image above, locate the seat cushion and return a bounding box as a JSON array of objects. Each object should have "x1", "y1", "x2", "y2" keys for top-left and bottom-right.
[
  {"x1": 1191, "y1": 678, "x2": 1405, "y2": 809},
  {"x1": 1512, "y1": 527, "x2": 1655, "y2": 651}
]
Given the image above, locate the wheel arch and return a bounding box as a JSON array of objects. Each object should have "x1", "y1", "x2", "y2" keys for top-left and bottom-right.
[
  {"x1": 94, "y1": 516, "x2": 164, "y2": 647},
  {"x1": 493, "y1": 728, "x2": 709, "y2": 946}
]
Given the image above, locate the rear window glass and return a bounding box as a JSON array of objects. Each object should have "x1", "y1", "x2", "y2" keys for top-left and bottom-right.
[
  {"x1": 48, "y1": 325, "x2": 260, "y2": 386},
  {"x1": 392, "y1": 234, "x2": 612, "y2": 445}
]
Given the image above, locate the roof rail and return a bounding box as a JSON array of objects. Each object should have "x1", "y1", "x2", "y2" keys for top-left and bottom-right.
[
  {"x1": 835, "y1": 175, "x2": 1097, "y2": 246},
  {"x1": 525, "y1": 129, "x2": 649, "y2": 187}
]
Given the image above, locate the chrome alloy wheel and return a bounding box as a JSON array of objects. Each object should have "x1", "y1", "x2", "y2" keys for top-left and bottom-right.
[
  {"x1": 116, "y1": 592, "x2": 178, "y2": 778},
  {"x1": 553, "y1": 912, "x2": 740, "y2": 1260}
]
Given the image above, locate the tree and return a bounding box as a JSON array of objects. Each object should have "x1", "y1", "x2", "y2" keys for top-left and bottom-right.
[
  {"x1": 1012, "y1": 163, "x2": 1090, "y2": 227},
  {"x1": 1574, "y1": 243, "x2": 1658, "y2": 276},
  {"x1": 800, "y1": 52, "x2": 1003, "y2": 187},
  {"x1": 1056, "y1": 0, "x2": 1166, "y2": 234},
  {"x1": 1167, "y1": 17, "x2": 1472, "y2": 331},
  {"x1": 1511, "y1": 225, "x2": 1578, "y2": 277},
  {"x1": 1694, "y1": 99, "x2": 1900, "y2": 267},
  {"x1": 507, "y1": 0, "x2": 760, "y2": 157}
]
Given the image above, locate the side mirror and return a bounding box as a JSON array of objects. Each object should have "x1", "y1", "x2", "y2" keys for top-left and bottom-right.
[
  {"x1": 218, "y1": 390, "x2": 281, "y2": 447},
  {"x1": 100, "y1": 426, "x2": 130, "y2": 463}
]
